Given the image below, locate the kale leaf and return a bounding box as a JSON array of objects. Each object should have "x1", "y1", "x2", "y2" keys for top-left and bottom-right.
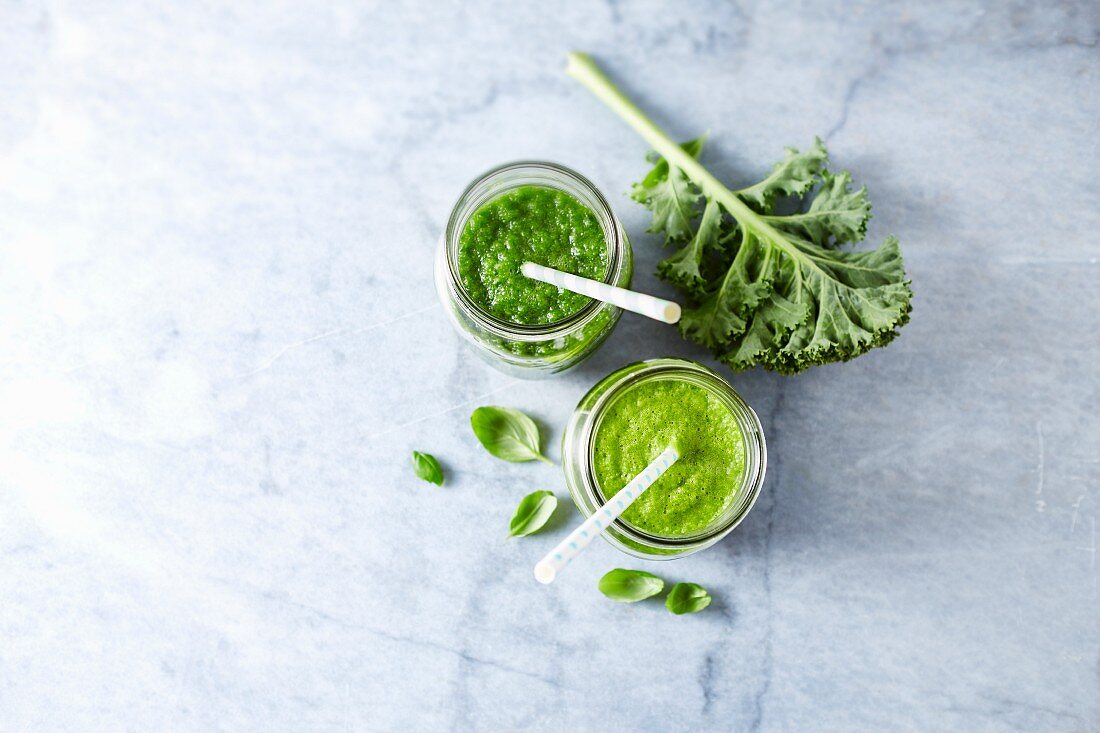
[{"x1": 568, "y1": 52, "x2": 912, "y2": 374}]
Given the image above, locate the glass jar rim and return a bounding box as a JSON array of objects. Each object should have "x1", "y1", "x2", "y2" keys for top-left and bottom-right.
[
  {"x1": 443, "y1": 160, "x2": 625, "y2": 341},
  {"x1": 577, "y1": 358, "x2": 767, "y2": 549}
]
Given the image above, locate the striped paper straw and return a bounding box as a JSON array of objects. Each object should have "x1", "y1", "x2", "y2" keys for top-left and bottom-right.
[
  {"x1": 520, "y1": 261, "x2": 681, "y2": 324},
  {"x1": 534, "y1": 445, "x2": 680, "y2": 584}
]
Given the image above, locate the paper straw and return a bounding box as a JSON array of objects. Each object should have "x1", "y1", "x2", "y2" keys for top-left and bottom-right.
[
  {"x1": 520, "y1": 261, "x2": 681, "y2": 324},
  {"x1": 534, "y1": 445, "x2": 679, "y2": 584}
]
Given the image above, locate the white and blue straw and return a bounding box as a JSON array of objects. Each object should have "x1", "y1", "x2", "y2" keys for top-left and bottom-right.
[
  {"x1": 520, "y1": 261, "x2": 681, "y2": 324},
  {"x1": 534, "y1": 445, "x2": 680, "y2": 584}
]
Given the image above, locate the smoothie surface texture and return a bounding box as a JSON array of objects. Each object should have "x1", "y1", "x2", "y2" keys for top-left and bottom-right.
[
  {"x1": 457, "y1": 185, "x2": 608, "y2": 325},
  {"x1": 593, "y1": 377, "x2": 746, "y2": 536}
]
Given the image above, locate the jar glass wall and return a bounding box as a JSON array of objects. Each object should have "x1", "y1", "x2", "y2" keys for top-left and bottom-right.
[
  {"x1": 435, "y1": 161, "x2": 632, "y2": 378},
  {"x1": 561, "y1": 358, "x2": 767, "y2": 559}
]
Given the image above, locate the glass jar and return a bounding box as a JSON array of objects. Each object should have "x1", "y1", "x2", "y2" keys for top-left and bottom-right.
[
  {"x1": 435, "y1": 161, "x2": 632, "y2": 378},
  {"x1": 561, "y1": 357, "x2": 767, "y2": 559}
]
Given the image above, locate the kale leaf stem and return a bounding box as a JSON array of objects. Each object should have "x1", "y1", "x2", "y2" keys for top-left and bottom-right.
[{"x1": 565, "y1": 52, "x2": 801, "y2": 264}]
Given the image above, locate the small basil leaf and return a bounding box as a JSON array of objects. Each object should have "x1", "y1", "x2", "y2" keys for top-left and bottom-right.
[
  {"x1": 471, "y1": 406, "x2": 551, "y2": 464},
  {"x1": 665, "y1": 582, "x2": 712, "y2": 615},
  {"x1": 411, "y1": 451, "x2": 444, "y2": 486},
  {"x1": 598, "y1": 569, "x2": 665, "y2": 603},
  {"x1": 508, "y1": 491, "x2": 558, "y2": 537}
]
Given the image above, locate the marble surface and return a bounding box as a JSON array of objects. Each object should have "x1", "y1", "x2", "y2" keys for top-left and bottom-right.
[{"x1": 2, "y1": 2, "x2": 1098, "y2": 730}]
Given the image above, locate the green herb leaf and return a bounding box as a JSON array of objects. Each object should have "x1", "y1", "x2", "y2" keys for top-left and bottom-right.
[
  {"x1": 411, "y1": 451, "x2": 444, "y2": 486},
  {"x1": 677, "y1": 229, "x2": 775, "y2": 350},
  {"x1": 665, "y1": 582, "x2": 712, "y2": 615},
  {"x1": 567, "y1": 52, "x2": 911, "y2": 375},
  {"x1": 762, "y1": 169, "x2": 871, "y2": 247},
  {"x1": 656, "y1": 198, "x2": 724, "y2": 298},
  {"x1": 471, "y1": 406, "x2": 552, "y2": 464},
  {"x1": 630, "y1": 137, "x2": 706, "y2": 242},
  {"x1": 735, "y1": 138, "x2": 828, "y2": 212},
  {"x1": 508, "y1": 490, "x2": 558, "y2": 537},
  {"x1": 598, "y1": 568, "x2": 665, "y2": 603}
]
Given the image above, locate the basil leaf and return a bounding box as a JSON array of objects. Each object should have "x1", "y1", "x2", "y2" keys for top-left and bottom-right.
[
  {"x1": 508, "y1": 490, "x2": 558, "y2": 537},
  {"x1": 471, "y1": 406, "x2": 551, "y2": 464},
  {"x1": 411, "y1": 451, "x2": 444, "y2": 486},
  {"x1": 598, "y1": 569, "x2": 665, "y2": 603},
  {"x1": 665, "y1": 582, "x2": 712, "y2": 615}
]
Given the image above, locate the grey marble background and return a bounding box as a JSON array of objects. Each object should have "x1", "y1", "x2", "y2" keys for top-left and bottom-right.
[{"x1": 2, "y1": 1, "x2": 1098, "y2": 731}]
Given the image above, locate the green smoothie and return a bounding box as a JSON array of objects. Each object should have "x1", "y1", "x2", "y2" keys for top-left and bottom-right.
[
  {"x1": 593, "y1": 377, "x2": 746, "y2": 536},
  {"x1": 457, "y1": 185, "x2": 608, "y2": 325}
]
